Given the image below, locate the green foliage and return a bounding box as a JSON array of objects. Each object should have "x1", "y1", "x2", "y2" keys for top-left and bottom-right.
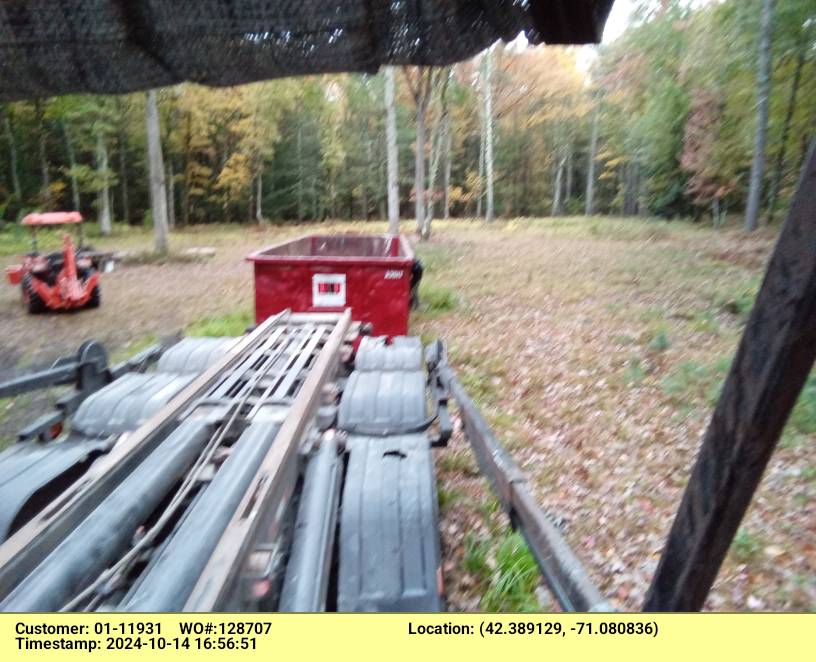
[
  {"x1": 625, "y1": 356, "x2": 646, "y2": 385},
  {"x1": 787, "y1": 373, "x2": 816, "y2": 436},
  {"x1": 481, "y1": 532, "x2": 541, "y2": 612},
  {"x1": 731, "y1": 528, "x2": 762, "y2": 562},
  {"x1": 662, "y1": 359, "x2": 730, "y2": 407},
  {"x1": 418, "y1": 281, "x2": 458, "y2": 314},
  {"x1": 649, "y1": 328, "x2": 671, "y2": 352},
  {"x1": 1, "y1": 0, "x2": 813, "y2": 228},
  {"x1": 186, "y1": 309, "x2": 253, "y2": 337},
  {"x1": 463, "y1": 533, "x2": 490, "y2": 577}
]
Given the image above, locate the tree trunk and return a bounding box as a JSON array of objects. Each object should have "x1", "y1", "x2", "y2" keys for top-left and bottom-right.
[
  {"x1": 477, "y1": 108, "x2": 485, "y2": 218},
  {"x1": 297, "y1": 120, "x2": 304, "y2": 222},
  {"x1": 118, "y1": 139, "x2": 129, "y2": 224},
  {"x1": 744, "y1": 0, "x2": 775, "y2": 232},
  {"x1": 552, "y1": 155, "x2": 565, "y2": 216},
  {"x1": 415, "y1": 104, "x2": 427, "y2": 236},
  {"x1": 2, "y1": 108, "x2": 22, "y2": 202},
  {"x1": 765, "y1": 23, "x2": 808, "y2": 225},
  {"x1": 585, "y1": 107, "x2": 599, "y2": 216},
  {"x1": 565, "y1": 140, "x2": 574, "y2": 207},
  {"x1": 255, "y1": 171, "x2": 266, "y2": 225},
  {"x1": 60, "y1": 119, "x2": 80, "y2": 211},
  {"x1": 96, "y1": 129, "x2": 112, "y2": 235},
  {"x1": 443, "y1": 112, "x2": 452, "y2": 220},
  {"x1": 362, "y1": 125, "x2": 371, "y2": 220},
  {"x1": 35, "y1": 100, "x2": 52, "y2": 208},
  {"x1": 146, "y1": 90, "x2": 169, "y2": 253},
  {"x1": 182, "y1": 111, "x2": 191, "y2": 226},
  {"x1": 384, "y1": 67, "x2": 400, "y2": 233},
  {"x1": 166, "y1": 159, "x2": 176, "y2": 229},
  {"x1": 427, "y1": 108, "x2": 445, "y2": 225},
  {"x1": 483, "y1": 48, "x2": 495, "y2": 223},
  {"x1": 117, "y1": 109, "x2": 130, "y2": 224}
]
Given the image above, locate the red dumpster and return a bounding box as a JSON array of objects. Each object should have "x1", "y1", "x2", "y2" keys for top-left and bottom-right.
[{"x1": 246, "y1": 234, "x2": 415, "y2": 337}]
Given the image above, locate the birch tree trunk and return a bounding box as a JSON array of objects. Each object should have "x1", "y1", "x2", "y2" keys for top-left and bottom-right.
[
  {"x1": 483, "y1": 48, "x2": 495, "y2": 223},
  {"x1": 255, "y1": 172, "x2": 265, "y2": 225},
  {"x1": 384, "y1": 67, "x2": 400, "y2": 233},
  {"x1": 96, "y1": 129, "x2": 112, "y2": 235},
  {"x1": 296, "y1": 121, "x2": 304, "y2": 222},
  {"x1": 427, "y1": 110, "x2": 444, "y2": 225},
  {"x1": 2, "y1": 108, "x2": 21, "y2": 202},
  {"x1": 405, "y1": 66, "x2": 436, "y2": 240},
  {"x1": 60, "y1": 119, "x2": 80, "y2": 211},
  {"x1": 166, "y1": 160, "x2": 176, "y2": 229},
  {"x1": 585, "y1": 106, "x2": 599, "y2": 216},
  {"x1": 415, "y1": 102, "x2": 428, "y2": 237},
  {"x1": 552, "y1": 155, "x2": 565, "y2": 216},
  {"x1": 744, "y1": 0, "x2": 775, "y2": 232},
  {"x1": 146, "y1": 90, "x2": 169, "y2": 253},
  {"x1": 477, "y1": 109, "x2": 485, "y2": 218}
]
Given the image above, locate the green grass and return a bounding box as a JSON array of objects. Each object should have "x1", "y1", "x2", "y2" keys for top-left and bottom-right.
[
  {"x1": 717, "y1": 276, "x2": 761, "y2": 319},
  {"x1": 463, "y1": 533, "x2": 490, "y2": 577},
  {"x1": 731, "y1": 528, "x2": 763, "y2": 563},
  {"x1": 787, "y1": 373, "x2": 816, "y2": 436},
  {"x1": 110, "y1": 334, "x2": 159, "y2": 363},
  {"x1": 186, "y1": 309, "x2": 253, "y2": 337},
  {"x1": 437, "y1": 486, "x2": 465, "y2": 511},
  {"x1": 625, "y1": 356, "x2": 646, "y2": 385},
  {"x1": 661, "y1": 358, "x2": 731, "y2": 408},
  {"x1": 461, "y1": 528, "x2": 541, "y2": 612},
  {"x1": 481, "y1": 532, "x2": 541, "y2": 612},
  {"x1": 649, "y1": 328, "x2": 671, "y2": 352},
  {"x1": 418, "y1": 281, "x2": 458, "y2": 315},
  {"x1": 436, "y1": 450, "x2": 479, "y2": 476}
]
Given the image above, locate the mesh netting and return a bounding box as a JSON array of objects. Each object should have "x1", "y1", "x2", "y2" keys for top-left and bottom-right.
[{"x1": 0, "y1": 1, "x2": 613, "y2": 101}]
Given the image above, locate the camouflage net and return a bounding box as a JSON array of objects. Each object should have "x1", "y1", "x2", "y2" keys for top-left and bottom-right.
[{"x1": 0, "y1": 0, "x2": 613, "y2": 101}]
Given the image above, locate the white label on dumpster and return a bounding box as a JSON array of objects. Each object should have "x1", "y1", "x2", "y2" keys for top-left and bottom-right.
[{"x1": 312, "y1": 273, "x2": 346, "y2": 307}]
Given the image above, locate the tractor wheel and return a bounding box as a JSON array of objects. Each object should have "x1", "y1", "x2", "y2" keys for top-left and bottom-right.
[
  {"x1": 87, "y1": 284, "x2": 101, "y2": 309},
  {"x1": 22, "y1": 275, "x2": 46, "y2": 314}
]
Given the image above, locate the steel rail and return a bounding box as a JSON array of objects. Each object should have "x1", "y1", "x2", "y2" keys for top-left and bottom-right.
[
  {"x1": 438, "y1": 363, "x2": 611, "y2": 612},
  {"x1": 61, "y1": 325, "x2": 297, "y2": 611},
  {"x1": 184, "y1": 310, "x2": 351, "y2": 611},
  {"x1": 0, "y1": 310, "x2": 291, "y2": 599}
]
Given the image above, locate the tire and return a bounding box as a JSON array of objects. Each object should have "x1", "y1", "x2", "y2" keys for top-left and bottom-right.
[
  {"x1": 22, "y1": 275, "x2": 46, "y2": 314},
  {"x1": 87, "y1": 284, "x2": 101, "y2": 309}
]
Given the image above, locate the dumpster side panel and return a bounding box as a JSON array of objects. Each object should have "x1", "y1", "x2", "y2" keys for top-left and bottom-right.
[{"x1": 253, "y1": 260, "x2": 412, "y2": 337}]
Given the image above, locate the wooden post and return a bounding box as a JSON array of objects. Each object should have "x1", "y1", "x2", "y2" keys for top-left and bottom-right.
[{"x1": 644, "y1": 141, "x2": 816, "y2": 611}]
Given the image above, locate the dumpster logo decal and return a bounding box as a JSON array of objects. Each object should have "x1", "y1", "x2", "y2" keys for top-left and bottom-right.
[{"x1": 312, "y1": 273, "x2": 346, "y2": 307}]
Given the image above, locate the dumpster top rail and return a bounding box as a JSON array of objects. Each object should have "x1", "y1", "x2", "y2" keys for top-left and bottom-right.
[{"x1": 246, "y1": 234, "x2": 414, "y2": 265}]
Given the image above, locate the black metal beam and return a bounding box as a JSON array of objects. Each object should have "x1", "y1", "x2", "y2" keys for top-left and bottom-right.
[{"x1": 644, "y1": 141, "x2": 816, "y2": 611}]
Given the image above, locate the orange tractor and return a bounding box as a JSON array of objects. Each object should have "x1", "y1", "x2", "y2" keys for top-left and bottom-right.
[{"x1": 5, "y1": 212, "x2": 102, "y2": 313}]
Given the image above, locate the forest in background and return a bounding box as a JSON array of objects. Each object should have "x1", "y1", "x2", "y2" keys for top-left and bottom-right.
[{"x1": 0, "y1": 0, "x2": 814, "y2": 242}]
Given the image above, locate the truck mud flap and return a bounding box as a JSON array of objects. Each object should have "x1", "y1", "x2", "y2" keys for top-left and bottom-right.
[{"x1": 337, "y1": 434, "x2": 442, "y2": 612}]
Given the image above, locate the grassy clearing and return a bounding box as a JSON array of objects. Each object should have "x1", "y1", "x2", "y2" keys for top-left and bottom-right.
[
  {"x1": 2, "y1": 216, "x2": 810, "y2": 610},
  {"x1": 418, "y1": 281, "x2": 459, "y2": 315},
  {"x1": 186, "y1": 309, "x2": 254, "y2": 337}
]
